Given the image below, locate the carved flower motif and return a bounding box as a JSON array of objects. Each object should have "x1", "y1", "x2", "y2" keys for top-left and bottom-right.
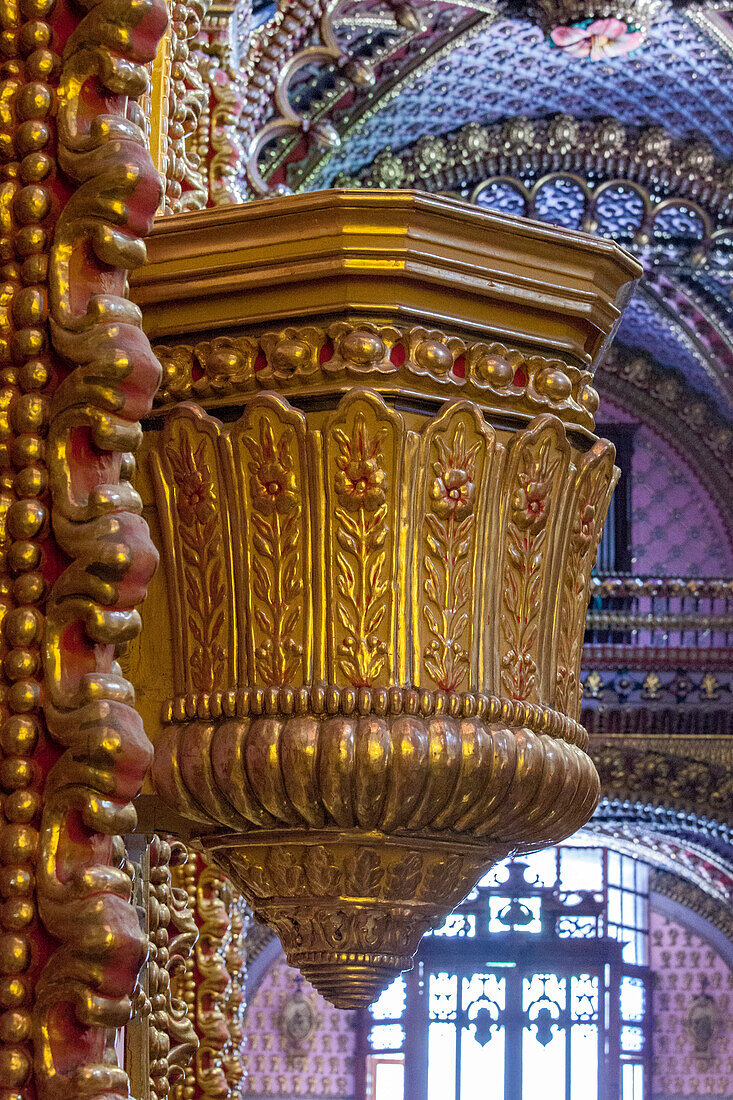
[
  {"x1": 203, "y1": 337, "x2": 256, "y2": 390},
  {"x1": 430, "y1": 467, "x2": 475, "y2": 521},
  {"x1": 502, "y1": 117, "x2": 536, "y2": 151},
  {"x1": 638, "y1": 127, "x2": 672, "y2": 163},
  {"x1": 246, "y1": 420, "x2": 298, "y2": 515},
  {"x1": 591, "y1": 117, "x2": 626, "y2": 152},
  {"x1": 550, "y1": 18, "x2": 644, "y2": 60},
  {"x1": 251, "y1": 459, "x2": 298, "y2": 514},
  {"x1": 156, "y1": 344, "x2": 193, "y2": 399},
  {"x1": 512, "y1": 475, "x2": 551, "y2": 533},
  {"x1": 334, "y1": 414, "x2": 387, "y2": 512},
  {"x1": 547, "y1": 114, "x2": 580, "y2": 152},
  {"x1": 456, "y1": 121, "x2": 491, "y2": 159},
  {"x1": 167, "y1": 439, "x2": 216, "y2": 525}
]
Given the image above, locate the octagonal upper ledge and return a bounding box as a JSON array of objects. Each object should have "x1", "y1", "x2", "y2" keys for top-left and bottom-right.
[{"x1": 131, "y1": 190, "x2": 642, "y2": 370}]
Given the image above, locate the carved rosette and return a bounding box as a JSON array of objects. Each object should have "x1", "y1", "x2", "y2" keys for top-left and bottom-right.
[{"x1": 135, "y1": 192, "x2": 640, "y2": 1009}]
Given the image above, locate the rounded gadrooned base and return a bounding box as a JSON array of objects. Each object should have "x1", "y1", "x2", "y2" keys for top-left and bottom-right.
[
  {"x1": 295, "y1": 961, "x2": 411, "y2": 1010},
  {"x1": 157, "y1": 715, "x2": 601, "y2": 1008}
]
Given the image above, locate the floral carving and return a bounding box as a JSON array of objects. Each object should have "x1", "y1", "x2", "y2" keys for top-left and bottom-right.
[
  {"x1": 500, "y1": 422, "x2": 566, "y2": 701},
  {"x1": 333, "y1": 413, "x2": 390, "y2": 685},
  {"x1": 167, "y1": 436, "x2": 226, "y2": 692},
  {"x1": 556, "y1": 441, "x2": 616, "y2": 717},
  {"x1": 151, "y1": 326, "x2": 601, "y2": 430},
  {"x1": 335, "y1": 414, "x2": 388, "y2": 512},
  {"x1": 244, "y1": 416, "x2": 304, "y2": 684},
  {"x1": 260, "y1": 327, "x2": 323, "y2": 385},
  {"x1": 422, "y1": 420, "x2": 481, "y2": 690}
]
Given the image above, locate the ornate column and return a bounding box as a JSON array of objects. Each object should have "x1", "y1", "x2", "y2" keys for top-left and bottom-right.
[
  {"x1": 168, "y1": 851, "x2": 249, "y2": 1100},
  {"x1": 130, "y1": 189, "x2": 641, "y2": 1009},
  {"x1": 0, "y1": 0, "x2": 167, "y2": 1095}
]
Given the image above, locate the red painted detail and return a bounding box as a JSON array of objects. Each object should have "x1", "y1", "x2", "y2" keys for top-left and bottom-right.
[{"x1": 390, "y1": 343, "x2": 406, "y2": 367}]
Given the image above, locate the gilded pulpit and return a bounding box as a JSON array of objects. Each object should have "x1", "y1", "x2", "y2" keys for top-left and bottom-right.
[{"x1": 128, "y1": 190, "x2": 640, "y2": 1008}]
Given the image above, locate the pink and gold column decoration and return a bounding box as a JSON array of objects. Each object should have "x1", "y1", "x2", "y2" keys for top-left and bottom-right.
[{"x1": 0, "y1": 0, "x2": 167, "y2": 1093}]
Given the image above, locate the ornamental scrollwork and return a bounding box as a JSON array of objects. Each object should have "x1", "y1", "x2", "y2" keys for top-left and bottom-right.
[
  {"x1": 357, "y1": 114, "x2": 733, "y2": 226},
  {"x1": 153, "y1": 324, "x2": 598, "y2": 431},
  {"x1": 591, "y1": 744, "x2": 733, "y2": 820},
  {"x1": 145, "y1": 837, "x2": 199, "y2": 1100}
]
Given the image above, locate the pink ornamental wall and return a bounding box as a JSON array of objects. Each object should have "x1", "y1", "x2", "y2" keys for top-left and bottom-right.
[
  {"x1": 651, "y1": 909, "x2": 733, "y2": 1100},
  {"x1": 243, "y1": 911, "x2": 733, "y2": 1100},
  {"x1": 600, "y1": 402, "x2": 733, "y2": 576},
  {"x1": 243, "y1": 954, "x2": 356, "y2": 1099}
]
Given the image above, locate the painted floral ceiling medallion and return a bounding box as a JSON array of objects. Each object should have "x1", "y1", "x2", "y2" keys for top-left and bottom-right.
[
  {"x1": 532, "y1": 0, "x2": 666, "y2": 57},
  {"x1": 550, "y1": 17, "x2": 645, "y2": 60}
]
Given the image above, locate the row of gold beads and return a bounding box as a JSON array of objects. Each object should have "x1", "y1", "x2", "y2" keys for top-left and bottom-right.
[
  {"x1": 0, "y1": 0, "x2": 56, "y2": 1094},
  {"x1": 172, "y1": 854, "x2": 197, "y2": 1100}
]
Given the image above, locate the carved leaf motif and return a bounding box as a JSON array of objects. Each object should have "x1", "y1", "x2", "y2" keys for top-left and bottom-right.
[
  {"x1": 423, "y1": 855, "x2": 465, "y2": 901},
  {"x1": 305, "y1": 845, "x2": 341, "y2": 896},
  {"x1": 242, "y1": 412, "x2": 305, "y2": 685},
  {"x1": 344, "y1": 848, "x2": 384, "y2": 897},
  {"x1": 166, "y1": 431, "x2": 227, "y2": 693},
  {"x1": 500, "y1": 423, "x2": 565, "y2": 702},
  {"x1": 332, "y1": 410, "x2": 391, "y2": 686},
  {"x1": 556, "y1": 442, "x2": 616, "y2": 717},
  {"x1": 421, "y1": 418, "x2": 482, "y2": 691},
  {"x1": 386, "y1": 852, "x2": 423, "y2": 898}
]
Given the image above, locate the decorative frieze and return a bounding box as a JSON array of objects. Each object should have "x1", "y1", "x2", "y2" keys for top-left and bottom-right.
[{"x1": 153, "y1": 324, "x2": 600, "y2": 430}]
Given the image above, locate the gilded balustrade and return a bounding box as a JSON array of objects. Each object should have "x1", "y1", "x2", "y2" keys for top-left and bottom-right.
[{"x1": 129, "y1": 189, "x2": 640, "y2": 1008}]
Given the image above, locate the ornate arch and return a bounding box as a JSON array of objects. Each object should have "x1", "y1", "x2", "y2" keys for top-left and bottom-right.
[{"x1": 596, "y1": 347, "x2": 733, "y2": 547}]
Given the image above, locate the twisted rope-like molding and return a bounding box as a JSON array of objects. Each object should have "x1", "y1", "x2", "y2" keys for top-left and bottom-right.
[{"x1": 27, "y1": 0, "x2": 167, "y2": 1095}]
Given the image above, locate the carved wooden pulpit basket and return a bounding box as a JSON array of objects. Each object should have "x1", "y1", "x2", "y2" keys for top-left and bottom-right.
[{"x1": 130, "y1": 190, "x2": 641, "y2": 1008}]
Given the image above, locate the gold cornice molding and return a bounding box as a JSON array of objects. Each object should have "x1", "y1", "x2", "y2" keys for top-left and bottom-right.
[{"x1": 132, "y1": 190, "x2": 640, "y2": 367}]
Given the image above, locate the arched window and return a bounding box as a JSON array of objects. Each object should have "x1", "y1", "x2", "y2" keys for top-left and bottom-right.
[{"x1": 356, "y1": 845, "x2": 651, "y2": 1100}]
